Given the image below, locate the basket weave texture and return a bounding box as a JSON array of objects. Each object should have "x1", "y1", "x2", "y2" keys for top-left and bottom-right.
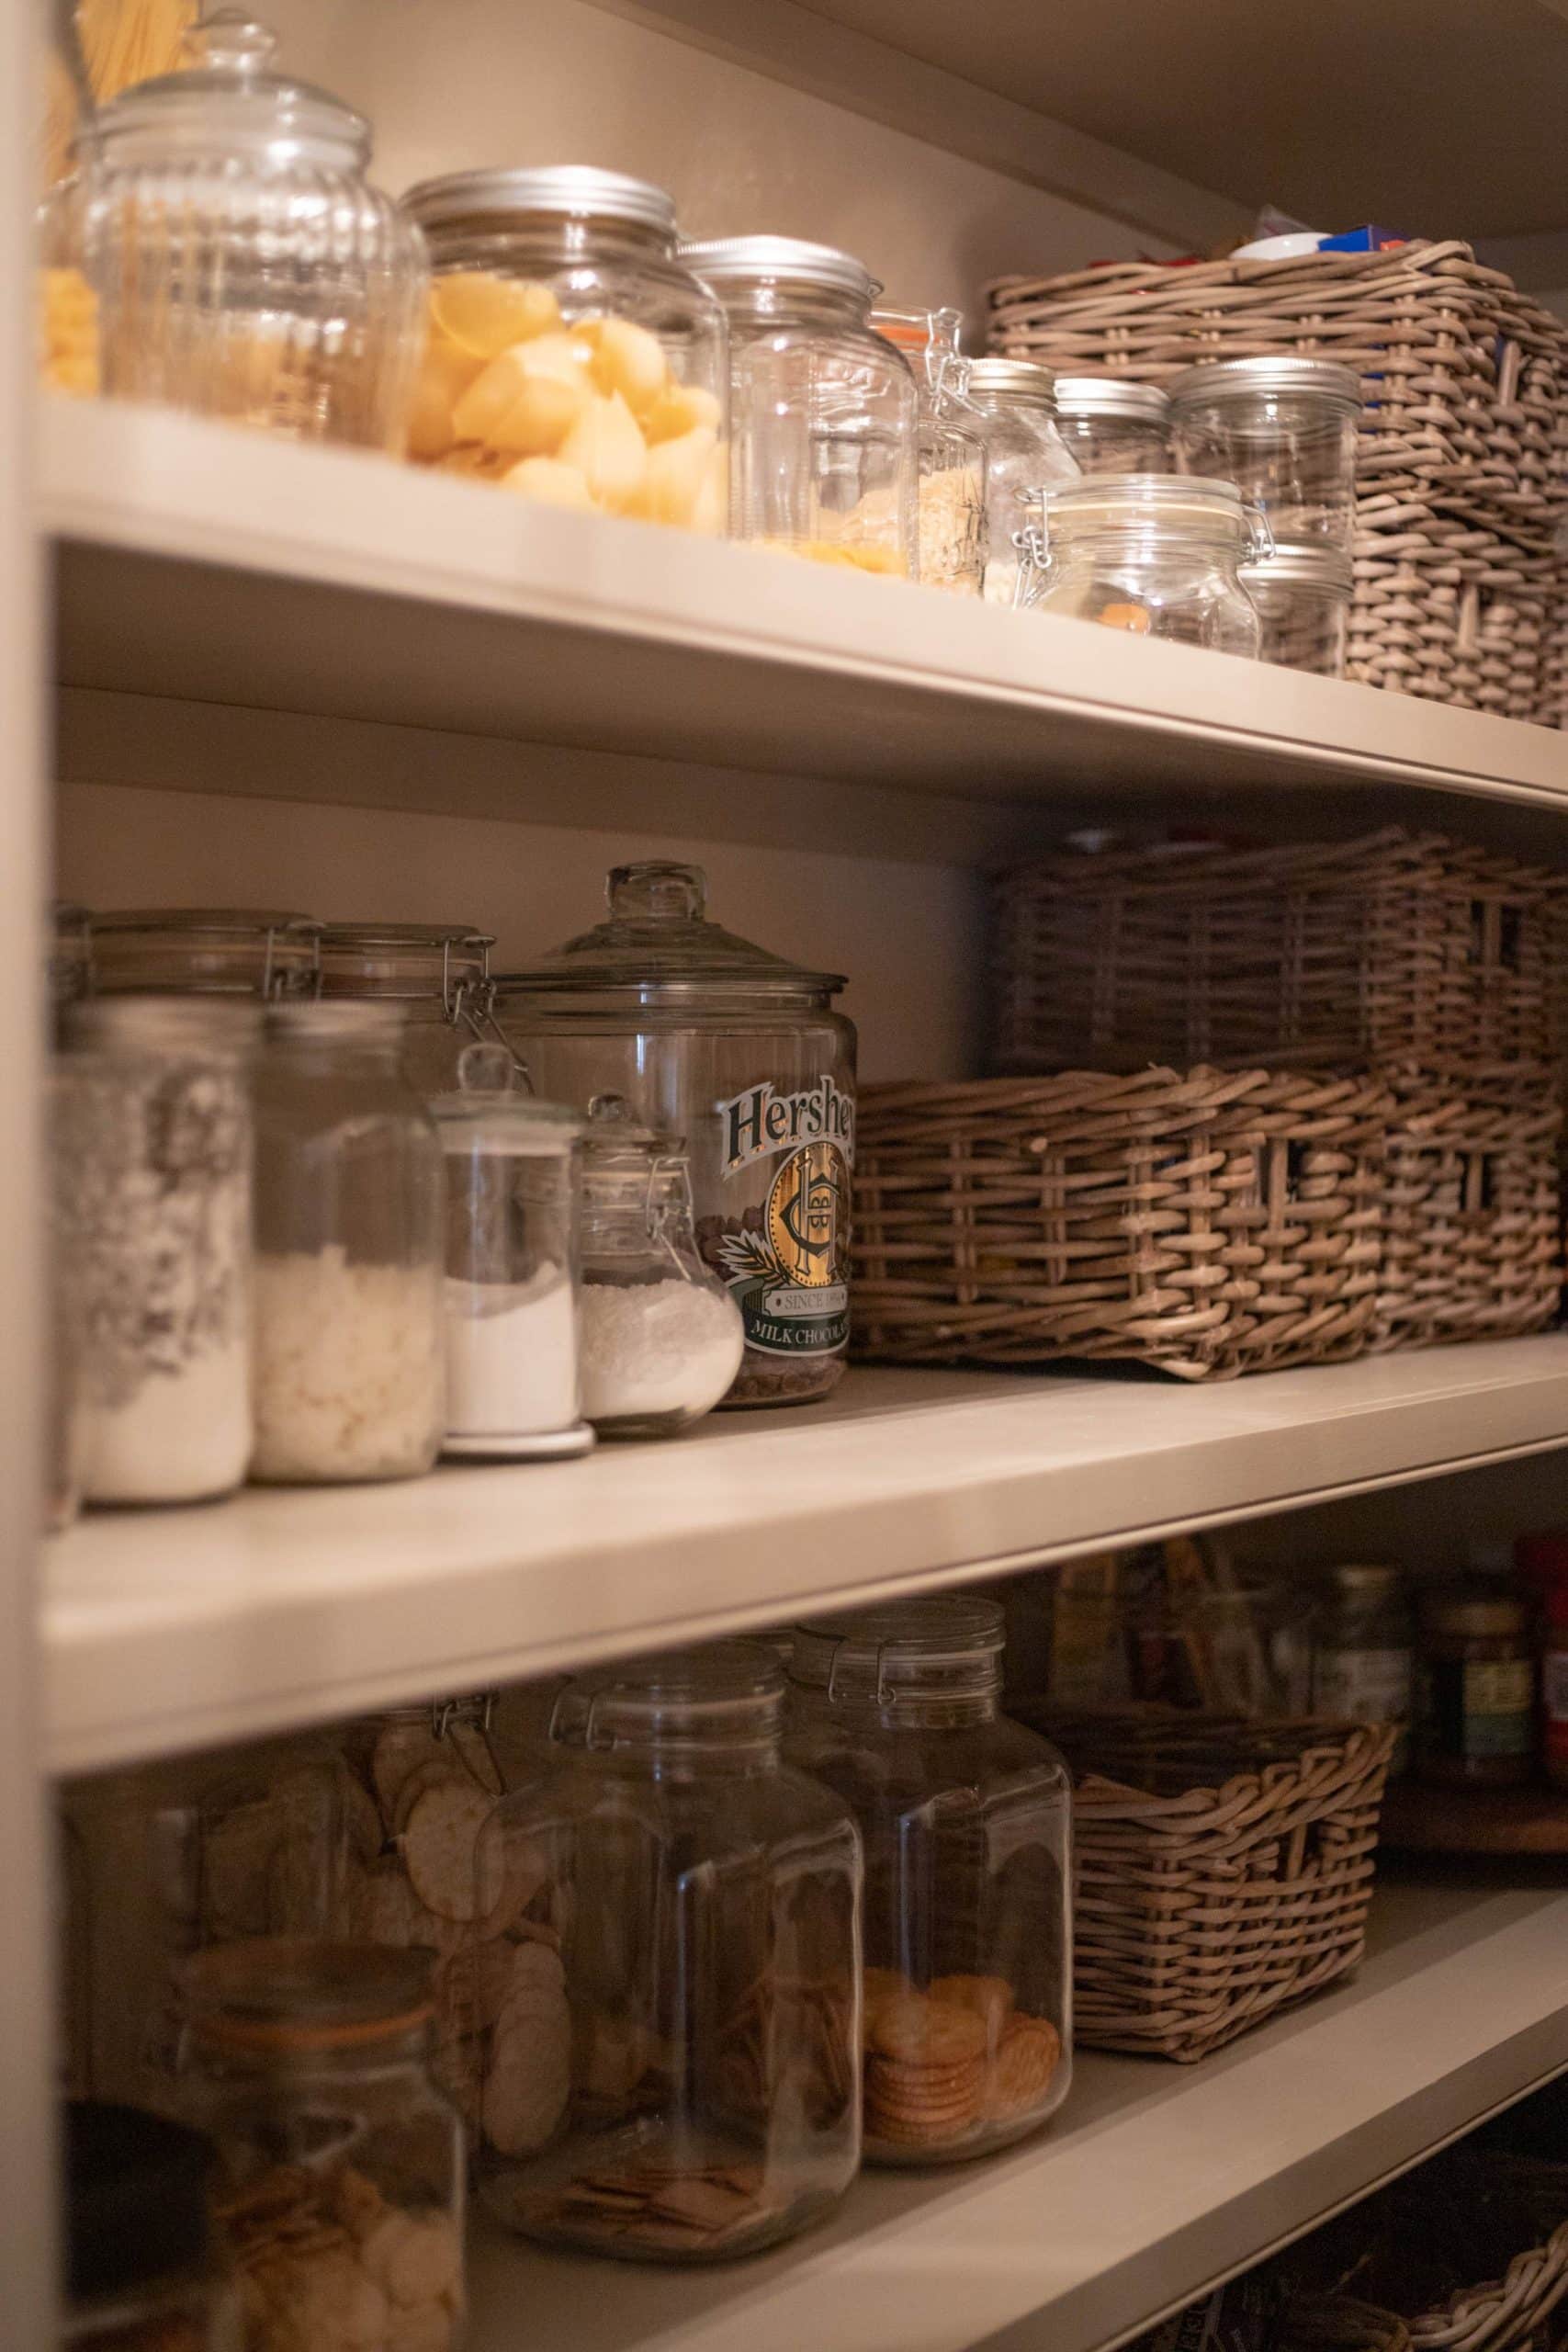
[
  {"x1": 1013, "y1": 1709, "x2": 1393, "y2": 2064},
  {"x1": 1376, "y1": 1079, "x2": 1563, "y2": 1351}
]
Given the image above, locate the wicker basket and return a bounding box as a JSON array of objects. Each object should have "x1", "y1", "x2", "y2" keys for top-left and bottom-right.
[
  {"x1": 852, "y1": 1069, "x2": 1391, "y2": 1381},
  {"x1": 1014, "y1": 1708, "x2": 1393, "y2": 2064}
]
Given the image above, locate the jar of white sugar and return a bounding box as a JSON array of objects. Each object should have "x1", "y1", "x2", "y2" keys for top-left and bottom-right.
[
  {"x1": 253, "y1": 1002, "x2": 445, "y2": 1483},
  {"x1": 430, "y1": 1090, "x2": 591, "y2": 1462},
  {"x1": 579, "y1": 1093, "x2": 743, "y2": 1441}
]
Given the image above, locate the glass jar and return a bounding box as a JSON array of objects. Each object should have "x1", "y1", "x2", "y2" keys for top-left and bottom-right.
[
  {"x1": 1416, "y1": 1580, "x2": 1534, "y2": 1788},
  {"x1": 964, "y1": 356, "x2": 1079, "y2": 607},
  {"x1": 784, "y1": 1597, "x2": 1071, "y2": 2165},
  {"x1": 496, "y1": 863, "x2": 855, "y2": 1409},
  {"x1": 1046, "y1": 1578, "x2": 1314, "y2": 1718},
  {"x1": 871, "y1": 306, "x2": 987, "y2": 593},
  {"x1": 1314, "y1": 1566, "x2": 1414, "y2": 1776},
  {"x1": 62, "y1": 999, "x2": 256, "y2": 1506},
  {"x1": 1019, "y1": 473, "x2": 1269, "y2": 656},
  {"x1": 180, "y1": 1940, "x2": 464, "y2": 2352},
  {"x1": 63, "y1": 2101, "x2": 231, "y2": 2352},
  {"x1": 473, "y1": 1641, "x2": 861, "y2": 2263},
  {"x1": 1169, "y1": 356, "x2": 1361, "y2": 554},
  {"x1": 252, "y1": 1002, "x2": 444, "y2": 1484},
  {"x1": 401, "y1": 165, "x2": 728, "y2": 526},
  {"x1": 679, "y1": 235, "x2": 918, "y2": 577},
  {"x1": 48, "y1": 1064, "x2": 92, "y2": 1533},
  {"x1": 73, "y1": 9, "x2": 426, "y2": 448},
  {"x1": 1053, "y1": 377, "x2": 1171, "y2": 474},
  {"x1": 578, "y1": 1092, "x2": 744, "y2": 1440},
  {"x1": 431, "y1": 1089, "x2": 590, "y2": 1462},
  {"x1": 1239, "y1": 545, "x2": 1353, "y2": 675},
  {"x1": 318, "y1": 920, "x2": 530, "y2": 1097},
  {"x1": 85, "y1": 909, "x2": 322, "y2": 1000}
]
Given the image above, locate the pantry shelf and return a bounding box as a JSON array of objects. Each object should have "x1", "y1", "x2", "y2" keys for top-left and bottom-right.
[
  {"x1": 467, "y1": 1877, "x2": 1568, "y2": 2352},
  {"x1": 46, "y1": 1337, "x2": 1568, "y2": 1775},
  {"x1": 41, "y1": 399, "x2": 1568, "y2": 826}
]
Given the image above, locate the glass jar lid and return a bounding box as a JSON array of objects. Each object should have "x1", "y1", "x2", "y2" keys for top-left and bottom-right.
[
  {"x1": 65, "y1": 2102, "x2": 215, "y2": 2307},
  {"x1": 94, "y1": 10, "x2": 372, "y2": 173},
  {"x1": 500, "y1": 862, "x2": 844, "y2": 1006},
  {"x1": 553, "y1": 1641, "x2": 784, "y2": 1753},
  {"x1": 679, "y1": 235, "x2": 878, "y2": 307},
  {"x1": 791, "y1": 1594, "x2": 1005, "y2": 1704},
  {"x1": 319, "y1": 922, "x2": 494, "y2": 1004},
  {"x1": 404, "y1": 164, "x2": 678, "y2": 241},
  {"x1": 1043, "y1": 472, "x2": 1260, "y2": 541},
  {"x1": 86, "y1": 908, "x2": 323, "y2": 997},
  {"x1": 65, "y1": 996, "x2": 262, "y2": 1057},
  {"x1": 429, "y1": 1089, "x2": 582, "y2": 1153},
  {"x1": 1168, "y1": 355, "x2": 1362, "y2": 412},
  {"x1": 1239, "y1": 546, "x2": 1354, "y2": 593},
  {"x1": 1055, "y1": 376, "x2": 1171, "y2": 424},
  {"x1": 966, "y1": 356, "x2": 1057, "y2": 411},
  {"x1": 182, "y1": 1939, "x2": 436, "y2": 2053}
]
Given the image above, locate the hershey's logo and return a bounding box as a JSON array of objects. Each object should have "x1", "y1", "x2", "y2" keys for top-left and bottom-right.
[{"x1": 717, "y1": 1075, "x2": 854, "y2": 1175}]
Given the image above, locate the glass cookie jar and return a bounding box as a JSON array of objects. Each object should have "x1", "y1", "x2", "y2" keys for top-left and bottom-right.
[
  {"x1": 784, "y1": 1597, "x2": 1072, "y2": 2165},
  {"x1": 472, "y1": 1642, "x2": 862, "y2": 2264},
  {"x1": 1019, "y1": 473, "x2": 1269, "y2": 657}
]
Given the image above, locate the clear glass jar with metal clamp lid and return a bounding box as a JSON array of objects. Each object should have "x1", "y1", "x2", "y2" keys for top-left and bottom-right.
[
  {"x1": 318, "y1": 920, "x2": 530, "y2": 1096},
  {"x1": 964, "y1": 355, "x2": 1079, "y2": 607},
  {"x1": 82, "y1": 907, "x2": 323, "y2": 998},
  {"x1": 871, "y1": 305, "x2": 987, "y2": 594},
  {"x1": 1016, "y1": 473, "x2": 1270, "y2": 656}
]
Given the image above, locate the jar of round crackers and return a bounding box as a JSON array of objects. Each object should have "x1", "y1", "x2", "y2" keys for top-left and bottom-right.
[
  {"x1": 179, "y1": 1940, "x2": 464, "y2": 2352},
  {"x1": 784, "y1": 1596, "x2": 1071, "y2": 2165},
  {"x1": 471, "y1": 1641, "x2": 863, "y2": 2264}
]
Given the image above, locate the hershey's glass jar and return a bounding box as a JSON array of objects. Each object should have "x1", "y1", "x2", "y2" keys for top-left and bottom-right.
[
  {"x1": 180, "y1": 1940, "x2": 464, "y2": 2352},
  {"x1": 872, "y1": 306, "x2": 987, "y2": 593},
  {"x1": 1416, "y1": 1581, "x2": 1534, "y2": 1788},
  {"x1": 784, "y1": 1597, "x2": 1070, "y2": 2165},
  {"x1": 964, "y1": 356, "x2": 1079, "y2": 606},
  {"x1": 497, "y1": 863, "x2": 855, "y2": 1409},
  {"x1": 74, "y1": 10, "x2": 426, "y2": 449},
  {"x1": 680, "y1": 234, "x2": 918, "y2": 577},
  {"x1": 320, "y1": 920, "x2": 528, "y2": 1096},
  {"x1": 252, "y1": 1002, "x2": 444, "y2": 1483},
  {"x1": 1020, "y1": 473, "x2": 1268, "y2": 656},
  {"x1": 1240, "y1": 545, "x2": 1353, "y2": 675},
  {"x1": 1314, "y1": 1565, "x2": 1414, "y2": 1776},
  {"x1": 1169, "y1": 355, "x2": 1361, "y2": 553},
  {"x1": 1054, "y1": 376, "x2": 1171, "y2": 474},
  {"x1": 473, "y1": 1642, "x2": 862, "y2": 2262},
  {"x1": 402, "y1": 165, "x2": 728, "y2": 526},
  {"x1": 63, "y1": 2102, "x2": 230, "y2": 2352},
  {"x1": 85, "y1": 909, "x2": 322, "y2": 1000}
]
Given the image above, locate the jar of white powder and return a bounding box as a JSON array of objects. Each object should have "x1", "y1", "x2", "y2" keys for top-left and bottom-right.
[
  {"x1": 579, "y1": 1094, "x2": 743, "y2": 1441},
  {"x1": 431, "y1": 1090, "x2": 591, "y2": 1462},
  {"x1": 252, "y1": 1002, "x2": 445, "y2": 1484}
]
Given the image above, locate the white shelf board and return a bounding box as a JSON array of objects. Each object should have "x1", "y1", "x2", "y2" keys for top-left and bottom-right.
[
  {"x1": 467, "y1": 1878, "x2": 1568, "y2": 2352},
  {"x1": 40, "y1": 399, "x2": 1568, "y2": 817},
  {"x1": 46, "y1": 1338, "x2": 1568, "y2": 1774}
]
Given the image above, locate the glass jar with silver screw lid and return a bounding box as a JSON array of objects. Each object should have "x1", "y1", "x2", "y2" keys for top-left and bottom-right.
[
  {"x1": 1314, "y1": 1564, "x2": 1414, "y2": 1775},
  {"x1": 964, "y1": 356, "x2": 1079, "y2": 606},
  {"x1": 1053, "y1": 377, "x2": 1171, "y2": 474},
  {"x1": 1239, "y1": 544, "x2": 1354, "y2": 676},
  {"x1": 1168, "y1": 355, "x2": 1361, "y2": 554}
]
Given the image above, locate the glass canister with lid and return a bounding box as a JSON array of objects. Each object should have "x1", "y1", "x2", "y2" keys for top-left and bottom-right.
[
  {"x1": 964, "y1": 356, "x2": 1079, "y2": 607},
  {"x1": 72, "y1": 7, "x2": 427, "y2": 448},
  {"x1": 496, "y1": 862, "x2": 855, "y2": 1409},
  {"x1": 1168, "y1": 355, "x2": 1361, "y2": 553},
  {"x1": 1019, "y1": 473, "x2": 1269, "y2": 656},
  {"x1": 84, "y1": 909, "x2": 322, "y2": 999},
  {"x1": 783, "y1": 1596, "x2": 1071, "y2": 2165},
  {"x1": 872, "y1": 306, "x2": 987, "y2": 594},
  {"x1": 679, "y1": 234, "x2": 918, "y2": 577},
  {"x1": 472, "y1": 1640, "x2": 862, "y2": 2263},
  {"x1": 319, "y1": 919, "x2": 528, "y2": 1097},
  {"x1": 1239, "y1": 544, "x2": 1353, "y2": 675},
  {"x1": 401, "y1": 165, "x2": 728, "y2": 527},
  {"x1": 1053, "y1": 376, "x2": 1171, "y2": 474}
]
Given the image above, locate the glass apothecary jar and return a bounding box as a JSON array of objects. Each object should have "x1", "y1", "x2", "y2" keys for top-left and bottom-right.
[
  {"x1": 497, "y1": 863, "x2": 854, "y2": 1410},
  {"x1": 1314, "y1": 1565, "x2": 1414, "y2": 1776},
  {"x1": 180, "y1": 1941, "x2": 464, "y2": 2352},
  {"x1": 85, "y1": 908, "x2": 322, "y2": 1000},
  {"x1": 680, "y1": 235, "x2": 918, "y2": 577},
  {"x1": 62, "y1": 999, "x2": 256, "y2": 1507},
  {"x1": 63, "y1": 2103, "x2": 231, "y2": 2352},
  {"x1": 964, "y1": 356, "x2": 1079, "y2": 606},
  {"x1": 872, "y1": 306, "x2": 987, "y2": 593},
  {"x1": 1054, "y1": 377, "x2": 1171, "y2": 474},
  {"x1": 401, "y1": 165, "x2": 728, "y2": 526},
  {"x1": 432, "y1": 1089, "x2": 590, "y2": 1462},
  {"x1": 73, "y1": 9, "x2": 427, "y2": 448},
  {"x1": 784, "y1": 1596, "x2": 1071, "y2": 2165},
  {"x1": 252, "y1": 1002, "x2": 444, "y2": 1484},
  {"x1": 319, "y1": 920, "x2": 529, "y2": 1097},
  {"x1": 579, "y1": 1093, "x2": 744, "y2": 1439},
  {"x1": 1169, "y1": 355, "x2": 1361, "y2": 553},
  {"x1": 1239, "y1": 544, "x2": 1353, "y2": 675},
  {"x1": 1019, "y1": 473, "x2": 1268, "y2": 656},
  {"x1": 473, "y1": 1642, "x2": 862, "y2": 2263}
]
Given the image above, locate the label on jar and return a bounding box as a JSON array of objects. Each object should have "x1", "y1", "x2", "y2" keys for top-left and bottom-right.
[
  {"x1": 1424, "y1": 1656, "x2": 1533, "y2": 1760},
  {"x1": 1315, "y1": 1645, "x2": 1413, "y2": 1726},
  {"x1": 709, "y1": 1076, "x2": 853, "y2": 1356}
]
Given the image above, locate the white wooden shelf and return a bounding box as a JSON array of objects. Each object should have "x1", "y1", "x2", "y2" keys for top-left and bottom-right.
[
  {"x1": 40, "y1": 400, "x2": 1568, "y2": 825},
  {"x1": 46, "y1": 1339, "x2": 1568, "y2": 1774},
  {"x1": 467, "y1": 1878, "x2": 1568, "y2": 2352}
]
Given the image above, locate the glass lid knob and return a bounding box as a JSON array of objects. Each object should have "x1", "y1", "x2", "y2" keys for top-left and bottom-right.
[
  {"x1": 606, "y1": 861, "x2": 706, "y2": 922},
  {"x1": 184, "y1": 9, "x2": 279, "y2": 74}
]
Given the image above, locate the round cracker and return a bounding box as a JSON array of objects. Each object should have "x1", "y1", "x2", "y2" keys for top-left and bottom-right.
[
  {"x1": 871, "y1": 1993, "x2": 987, "y2": 2068},
  {"x1": 403, "y1": 1781, "x2": 495, "y2": 1922},
  {"x1": 929, "y1": 1973, "x2": 1014, "y2": 2037},
  {"x1": 393, "y1": 1760, "x2": 467, "y2": 1838},
  {"x1": 983, "y1": 2016, "x2": 1061, "y2": 2120},
  {"x1": 372, "y1": 1724, "x2": 446, "y2": 1824},
  {"x1": 437, "y1": 1939, "x2": 516, "y2": 2039}
]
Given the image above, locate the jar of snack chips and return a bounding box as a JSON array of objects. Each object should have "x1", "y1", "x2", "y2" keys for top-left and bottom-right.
[
  {"x1": 400, "y1": 165, "x2": 728, "y2": 528},
  {"x1": 472, "y1": 1642, "x2": 862, "y2": 2263},
  {"x1": 784, "y1": 1595, "x2": 1071, "y2": 2165}
]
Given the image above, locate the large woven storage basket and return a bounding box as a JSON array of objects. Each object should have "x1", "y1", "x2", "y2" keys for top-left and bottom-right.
[
  {"x1": 852, "y1": 1069, "x2": 1390, "y2": 1381},
  {"x1": 1012, "y1": 1708, "x2": 1393, "y2": 2064}
]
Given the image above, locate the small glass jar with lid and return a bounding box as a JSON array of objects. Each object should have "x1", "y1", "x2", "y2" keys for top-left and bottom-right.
[
  {"x1": 180, "y1": 1940, "x2": 464, "y2": 2352},
  {"x1": 783, "y1": 1595, "x2": 1071, "y2": 2165},
  {"x1": 578, "y1": 1092, "x2": 744, "y2": 1439},
  {"x1": 401, "y1": 165, "x2": 728, "y2": 526},
  {"x1": 432, "y1": 1086, "x2": 591, "y2": 1462},
  {"x1": 679, "y1": 234, "x2": 918, "y2": 577},
  {"x1": 1416, "y1": 1579, "x2": 1534, "y2": 1788},
  {"x1": 252, "y1": 1001, "x2": 444, "y2": 1484},
  {"x1": 964, "y1": 356, "x2": 1080, "y2": 606},
  {"x1": 1239, "y1": 545, "x2": 1353, "y2": 675},
  {"x1": 1314, "y1": 1565, "x2": 1414, "y2": 1776},
  {"x1": 872, "y1": 306, "x2": 987, "y2": 594},
  {"x1": 63, "y1": 2102, "x2": 231, "y2": 2352},
  {"x1": 1019, "y1": 473, "x2": 1269, "y2": 656},
  {"x1": 1053, "y1": 377, "x2": 1171, "y2": 474},
  {"x1": 85, "y1": 908, "x2": 323, "y2": 1000},
  {"x1": 319, "y1": 920, "x2": 529, "y2": 1097},
  {"x1": 72, "y1": 8, "x2": 427, "y2": 448},
  {"x1": 496, "y1": 862, "x2": 855, "y2": 1410},
  {"x1": 473, "y1": 1640, "x2": 862, "y2": 2263},
  {"x1": 1168, "y1": 355, "x2": 1361, "y2": 553}
]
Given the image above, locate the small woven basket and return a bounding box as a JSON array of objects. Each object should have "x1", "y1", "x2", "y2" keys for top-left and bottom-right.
[{"x1": 1013, "y1": 1708, "x2": 1393, "y2": 2064}]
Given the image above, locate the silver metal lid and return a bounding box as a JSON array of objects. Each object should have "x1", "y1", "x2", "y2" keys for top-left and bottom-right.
[
  {"x1": 1055, "y1": 376, "x2": 1170, "y2": 424},
  {"x1": 678, "y1": 235, "x2": 876, "y2": 306},
  {"x1": 967, "y1": 356, "x2": 1057, "y2": 408},
  {"x1": 1168, "y1": 355, "x2": 1362, "y2": 411},
  {"x1": 403, "y1": 165, "x2": 677, "y2": 240},
  {"x1": 1240, "y1": 545, "x2": 1354, "y2": 592}
]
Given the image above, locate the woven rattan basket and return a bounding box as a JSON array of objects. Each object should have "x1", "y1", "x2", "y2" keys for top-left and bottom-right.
[{"x1": 1012, "y1": 1708, "x2": 1393, "y2": 2064}]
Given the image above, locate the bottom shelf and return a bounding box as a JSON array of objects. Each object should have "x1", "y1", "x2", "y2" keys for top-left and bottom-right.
[{"x1": 468, "y1": 1877, "x2": 1568, "y2": 2352}]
